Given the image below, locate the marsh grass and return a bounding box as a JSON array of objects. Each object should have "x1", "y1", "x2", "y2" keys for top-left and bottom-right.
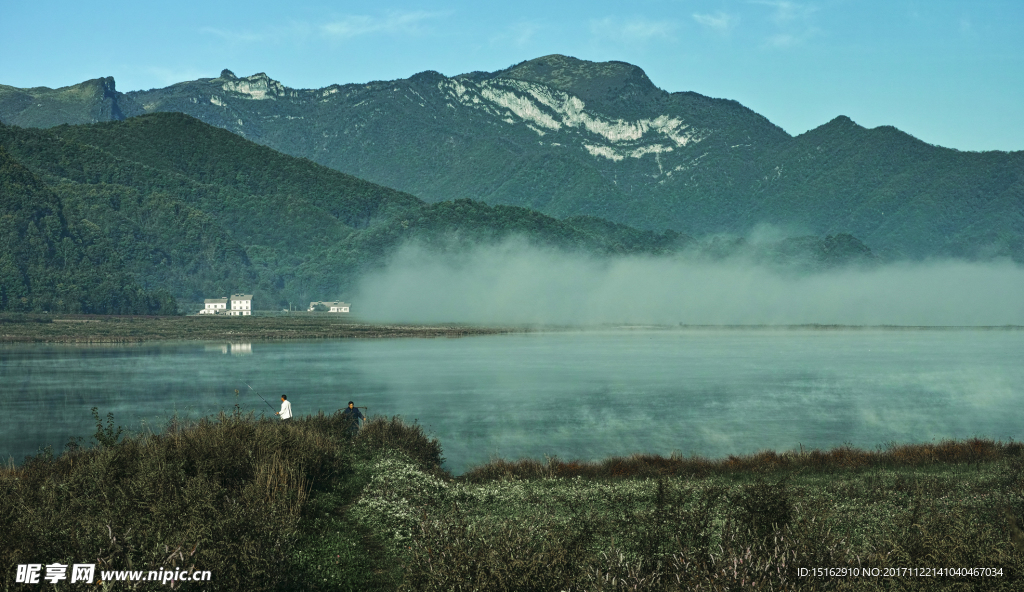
[
  {"x1": 355, "y1": 416, "x2": 446, "y2": 473},
  {"x1": 374, "y1": 440, "x2": 1024, "y2": 591},
  {"x1": 461, "y1": 438, "x2": 1012, "y2": 482},
  {"x1": 5, "y1": 414, "x2": 1024, "y2": 591},
  {"x1": 0, "y1": 410, "x2": 441, "y2": 591},
  {"x1": 1, "y1": 409, "x2": 336, "y2": 590}
]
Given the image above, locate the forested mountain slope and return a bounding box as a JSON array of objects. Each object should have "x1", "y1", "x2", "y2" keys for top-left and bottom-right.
[
  {"x1": 0, "y1": 114, "x2": 719, "y2": 309},
  {"x1": 0, "y1": 147, "x2": 175, "y2": 313},
  {"x1": 2, "y1": 55, "x2": 1019, "y2": 260},
  {"x1": 740, "y1": 116, "x2": 1024, "y2": 259}
]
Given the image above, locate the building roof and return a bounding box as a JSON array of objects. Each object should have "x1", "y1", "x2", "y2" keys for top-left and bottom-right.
[
  {"x1": 230, "y1": 294, "x2": 253, "y2": 300},
  {"x1": 205, "y1": 298, "x2": 228, "y2": 304}
]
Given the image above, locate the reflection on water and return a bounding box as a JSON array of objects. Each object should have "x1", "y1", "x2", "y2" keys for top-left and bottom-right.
[
  {"x1": 203, "y1": 343, "x2": 252, "y2": 355},
  {"x1": 2, "y1": 330, "x2": 1022, "y2": 474}
]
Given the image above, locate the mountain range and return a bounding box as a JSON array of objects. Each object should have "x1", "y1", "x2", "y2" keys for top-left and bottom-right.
[{"x1": 3, "y1": 54, "x2": 1021, "y2": 262}]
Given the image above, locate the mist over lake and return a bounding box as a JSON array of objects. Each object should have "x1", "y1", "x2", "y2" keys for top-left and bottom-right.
[
  {"x1": 2, "y1": 329, "x2": 1021, "y2": 474},
  {"x1": 353, "y1": 242, "x2": 1024, "y2": 326}
]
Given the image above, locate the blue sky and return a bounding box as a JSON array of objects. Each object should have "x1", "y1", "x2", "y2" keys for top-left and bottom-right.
[{"x1": 2, "y1": 0, "x2": 1021, "y2": 151}]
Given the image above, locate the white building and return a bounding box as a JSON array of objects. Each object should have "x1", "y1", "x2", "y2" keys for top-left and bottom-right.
[
  {"x1": 308, "y1": 301, "x2": 350, "y2": 313},
  {"x1": 198, "y1": 294, "x2": 254, "y2": 315},
  {"x1": 199, "y1": 298, "x2": 228, "y2": 314},
  {"x1": 228, "y1": 294, "x2": 253, "y2": 316}
]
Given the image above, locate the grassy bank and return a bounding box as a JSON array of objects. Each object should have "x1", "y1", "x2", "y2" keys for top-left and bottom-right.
[
  {"x1": 4, "y1": 412, "x2": 1023, "y2": 591},
  {"x1": 0, "y1": 313, "x2": 515, "y2": 343},
  {"x1": 1, "y1": 411, "x2": 444, "y2": 591}
]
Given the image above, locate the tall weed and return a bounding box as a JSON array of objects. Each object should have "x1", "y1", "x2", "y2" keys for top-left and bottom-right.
[{"x1": 0, "y1": 408, "x2": 354, "y2": 591}]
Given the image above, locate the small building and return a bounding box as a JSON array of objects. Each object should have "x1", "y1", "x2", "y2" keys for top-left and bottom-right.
[
  {"x1": 228, "y1": 294, "x2": 253, "y2": 316},
  {"x1": 199, "y1": 298, "x2": 228, "y2": 314},
  {"x1": 198, "y1": 293, "x2": 254, "y2": 315},
  {"x1": 308, "y1": 301, "x2": 350, "y2": 313}
]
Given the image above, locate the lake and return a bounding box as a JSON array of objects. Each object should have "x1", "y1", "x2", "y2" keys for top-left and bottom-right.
[{"x1": 2, "y1": 329, "x2": 1021, "y2": 474}]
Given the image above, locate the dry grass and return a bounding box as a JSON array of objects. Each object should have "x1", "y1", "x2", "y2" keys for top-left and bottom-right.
[
  {"x1": 355, "y1": 416, "x2": 446, "y2": 472},
  {"x1": 462, "y1": 438, "x2": 1016, "y2": 482},
  {"x1": 388, "y1": 439, "x2": 1024, "y2": 591},
  {"x1": 0, "y1": 410, "x2": 448, "y2": 591},
  {"x1": 6, "y1": 411, "x2": 1023, "y2": 591}
]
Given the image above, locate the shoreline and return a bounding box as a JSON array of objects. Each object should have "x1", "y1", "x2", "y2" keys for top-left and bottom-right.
[
  {"x1": 3, "y1": 313, "x2": 1023, "y2": 344},
  {"x1": 0, "y1": 314, "x2": 520, "y2": 343}
]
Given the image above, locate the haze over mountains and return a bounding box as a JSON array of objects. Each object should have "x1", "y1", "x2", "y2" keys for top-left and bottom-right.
[{"x1": 3, "y1": 54, "x2": 1022, "y2": 263}]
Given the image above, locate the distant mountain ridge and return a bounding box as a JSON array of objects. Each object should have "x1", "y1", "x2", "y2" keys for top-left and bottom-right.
[
  {"x1": 2, "y1": 55, "x2": 1022, "y2": 261},
  {"x1": 0, "y1": 77, "x2": 139, "y2": 128}
]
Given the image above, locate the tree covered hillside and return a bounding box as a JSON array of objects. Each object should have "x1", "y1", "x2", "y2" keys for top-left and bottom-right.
[
  {"x1": 0, "y1": 147, "x2": 175, "y2": 314},
  {"x1": 0, "y1": 114, "x2": 426, "y2": 306},
  {"x1": 740, "y1": 116, "x2": 1024, "y2": 260},
  {"x1": 1, "y1": 114, "x2": 722, "y2": 309},
  {"x1": 1, "y1": 113, "x2": 877, "y2": 311}
]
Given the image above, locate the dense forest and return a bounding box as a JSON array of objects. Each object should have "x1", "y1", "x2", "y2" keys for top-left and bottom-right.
[
  {"x1": 0, "y1": 147, "x2": 175, "y2": 313},
  {"x1": 0, "y1": 113, "x2": 875, "y2": 313}
]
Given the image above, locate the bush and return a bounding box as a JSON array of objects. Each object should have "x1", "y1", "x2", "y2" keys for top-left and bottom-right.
[
  {"x1": 355, "y1": 416, "x2": 445, "y2": 472},
  {"x1": 0, "y1": 408, "x2": 355, "y2": 591}
]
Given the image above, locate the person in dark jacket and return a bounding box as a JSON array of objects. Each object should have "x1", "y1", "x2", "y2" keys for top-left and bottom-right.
[{"x1": 341, "y1": 401, "x2": 365, "y2": 437}]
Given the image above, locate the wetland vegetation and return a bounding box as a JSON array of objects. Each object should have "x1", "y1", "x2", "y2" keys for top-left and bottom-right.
[
  {"x1": 3, "y1": 409, "x2": 1023, "y2": 591},
  {"x1": 0, "y1": 313, "x2": 514, "y2": 343}
]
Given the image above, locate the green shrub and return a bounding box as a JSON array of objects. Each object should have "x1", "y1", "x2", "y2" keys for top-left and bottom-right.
[
  {"x1": 0, "y1": 409, "x2": 354, "y2": 591},
  {"x1": 354, "y1": 416, "x2": 445, "y2": 472}
]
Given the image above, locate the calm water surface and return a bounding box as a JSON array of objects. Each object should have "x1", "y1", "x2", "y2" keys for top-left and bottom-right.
[{"x1": 1, "y1": 329, "x2": 1021, "y2": 474}]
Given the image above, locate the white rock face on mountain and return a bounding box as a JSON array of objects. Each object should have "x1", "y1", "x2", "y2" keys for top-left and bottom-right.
[
  {"x1": 440, "y1": 78, "x2": 708, "y2": 162},
  {"x1": 220, "y1": 73, "x2": 296, "y2": 100},
  {"x1": 108, "y1": 55, "x2": 791, "y2": 230},
  {"x1": 200, "y1": 69, "x2": 713, "y2": 172}
]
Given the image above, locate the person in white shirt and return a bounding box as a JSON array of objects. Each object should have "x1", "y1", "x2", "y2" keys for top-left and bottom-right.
[{"x1": 276, "y1": 395, "x2": 292, "y2": 421}]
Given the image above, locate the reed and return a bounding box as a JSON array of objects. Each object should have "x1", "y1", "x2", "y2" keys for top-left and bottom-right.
[
  {"x1": 378, "y1": 439, "x2": 1024, "y2": 591},
  {"x1": 461, "y1": 438, "x2": 1017, "y2": 482}
]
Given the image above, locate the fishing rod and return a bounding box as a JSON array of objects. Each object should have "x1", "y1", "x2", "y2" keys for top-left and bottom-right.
[{"x1": 245, "y1": 383, "x2": 277, "y2": 412}]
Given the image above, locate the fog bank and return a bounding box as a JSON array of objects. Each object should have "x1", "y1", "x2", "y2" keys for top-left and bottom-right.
[{"x1": 352, "y1": 241, "x2": 1024, "y2": 326}]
